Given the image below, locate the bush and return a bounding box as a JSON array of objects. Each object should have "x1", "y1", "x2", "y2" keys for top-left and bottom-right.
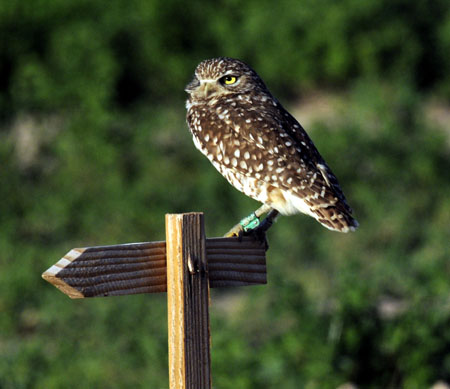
[{"x1": 1, "y1": 1, "x2": 449, "y2": 387}]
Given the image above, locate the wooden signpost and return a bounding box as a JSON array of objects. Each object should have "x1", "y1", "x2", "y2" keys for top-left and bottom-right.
[{"x1": 42, "y1": 212, "x2": 267, "y2": 389}]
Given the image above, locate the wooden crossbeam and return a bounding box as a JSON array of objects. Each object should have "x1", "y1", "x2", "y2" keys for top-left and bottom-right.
[{"x1": 42, "y1": 236, "x2": 266, "y2": 299}]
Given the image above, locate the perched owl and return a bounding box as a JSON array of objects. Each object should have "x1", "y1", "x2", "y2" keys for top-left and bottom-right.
[{"x1": 185, "y1": 57, "x2": 358, "y2": 233}]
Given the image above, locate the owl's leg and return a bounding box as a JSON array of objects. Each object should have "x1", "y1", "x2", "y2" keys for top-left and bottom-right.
[
  {"x1": 250, "y1": 209, "x2": 279, "y2": 249},
  {"x1": 224, "y1": 204, "x2": 272, "y2": 238},
  {"x1": 254, "y1": 209, "x2": 279, "y2": 236}
]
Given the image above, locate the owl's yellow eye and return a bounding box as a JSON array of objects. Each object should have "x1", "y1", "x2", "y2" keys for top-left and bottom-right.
[{"x1": 222, "y1": 75, "x2": 238, "y2": 85}]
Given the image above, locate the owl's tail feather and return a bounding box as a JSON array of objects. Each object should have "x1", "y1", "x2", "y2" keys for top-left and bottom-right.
[
  {"x1": 313, "y1": 206, "x2": 359, "y2": 233},
  {"x1": 285, "y1": 192, "x2": 358, "y2": 233}
]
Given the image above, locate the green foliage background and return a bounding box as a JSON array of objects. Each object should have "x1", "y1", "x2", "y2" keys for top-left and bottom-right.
[{"x1": 1, "y1": 0, "x2": 450, "y2": 387}]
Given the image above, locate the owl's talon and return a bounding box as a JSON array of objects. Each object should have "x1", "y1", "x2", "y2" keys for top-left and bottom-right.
[
  {"x1": 224, "y1": 211, "x2": 260, "y2": 237},
  {"x1": 224, "y1": 205, "x2": 277, "y2": 242},
  {"x1": 224, "y1": 223, "x2": 244, "y2": 238}
]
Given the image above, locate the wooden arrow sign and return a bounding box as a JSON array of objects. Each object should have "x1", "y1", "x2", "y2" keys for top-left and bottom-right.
[
  {"x1": 42, "y1": 236, "x2": 266, "y2": 299},
  {"x1": 42, "y1": 213, "x2": 269, "y2": 389}
]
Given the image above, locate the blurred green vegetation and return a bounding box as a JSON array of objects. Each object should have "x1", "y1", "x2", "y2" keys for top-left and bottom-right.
[{"x1": 1, "y1": 0, "x2": 450, "y2": 388}]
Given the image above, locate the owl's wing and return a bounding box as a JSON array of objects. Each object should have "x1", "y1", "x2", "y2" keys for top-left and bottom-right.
[
  {"x1": 223, "y1": 103, "x2": 354, "y2": 216},
  {"x1": 280, "y1": 106, "x2": 354, "y2": 213}
]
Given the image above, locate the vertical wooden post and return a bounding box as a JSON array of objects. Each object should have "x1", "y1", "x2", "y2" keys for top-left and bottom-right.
[{"x1": 166, "y1": 213, "x2": 211, "y2": 389}]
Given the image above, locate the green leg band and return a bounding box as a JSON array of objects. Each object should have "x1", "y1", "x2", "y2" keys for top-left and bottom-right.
[{"x1": 239, "y1": 212, "x2": 260, "y2": 232}]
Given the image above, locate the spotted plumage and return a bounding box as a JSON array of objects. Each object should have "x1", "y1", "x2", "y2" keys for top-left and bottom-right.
[{"x1": 185, "y1": 57, "x2": 358, "y2": 232}]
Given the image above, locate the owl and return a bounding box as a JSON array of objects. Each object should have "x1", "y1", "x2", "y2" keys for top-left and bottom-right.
[{"x1": 185, "y1": 57, "x2": 358, "y2": 233}]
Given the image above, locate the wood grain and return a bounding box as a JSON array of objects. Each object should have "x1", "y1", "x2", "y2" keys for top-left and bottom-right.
[
  {"x1": 41, "y1": 214, "x2": 268, "y2": 388},
  {"x1": 206, "y1": 237, "x2": 266, "y2": 287},
  {"x1": 166, "y1": 213, "x2": 211, "y2": 389},
  {"x1": 42, "y1": 237, "x2": 266, "y2": 298},
  {"x1": 42, "y1": 242, "x2": 166, "y2": 298}
]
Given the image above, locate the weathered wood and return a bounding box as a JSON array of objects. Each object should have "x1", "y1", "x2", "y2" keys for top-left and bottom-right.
[
  {"x1": 166, "y1": 213, "x2": 211, "y2": 389},
  {"x1": 42, "y1": 213, "x2": 269, "y2": 388},
  {"x1": 207, "y1": 236, "x2": 266, "y2": 288},
  {"x1": 41, "y1": 242, "x2": 167, "y2": 298},
  {"x1": 42, "y1": 237, "x2": 266, "y2": 298}
]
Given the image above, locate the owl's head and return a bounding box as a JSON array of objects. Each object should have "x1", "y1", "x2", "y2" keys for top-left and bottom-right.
[{"x1": 185, "y1": 57, "x2": 268, "y2": 100}]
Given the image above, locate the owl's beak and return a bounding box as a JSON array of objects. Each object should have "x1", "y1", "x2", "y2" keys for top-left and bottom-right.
[
  {"x1": 201, "y1": 81, "x2": 220, "y2": 98},
  {"x1": 185, "y1": 79, "x2": 219, "y2": 99},
  {"x1": 185, "y1": 77, "x2": 200, "y2": 93}
]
